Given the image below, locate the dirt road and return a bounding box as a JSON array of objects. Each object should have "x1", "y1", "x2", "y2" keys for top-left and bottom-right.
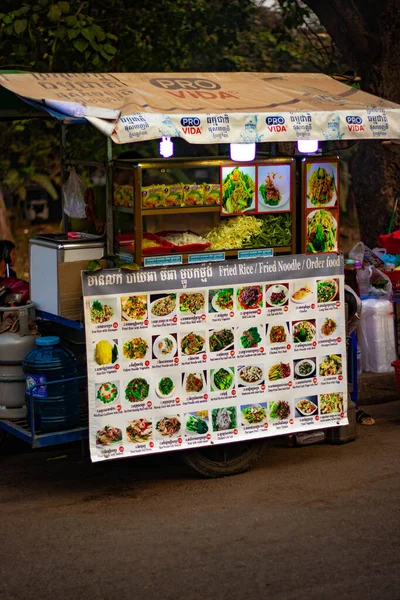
[{"x1": 1, "y1": 401, "x2": 399, "y2": 600}]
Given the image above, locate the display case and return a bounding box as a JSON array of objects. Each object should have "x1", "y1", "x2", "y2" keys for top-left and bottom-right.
[{"x1": 112, "y1": 157, "x2": 297, "y2": 265}]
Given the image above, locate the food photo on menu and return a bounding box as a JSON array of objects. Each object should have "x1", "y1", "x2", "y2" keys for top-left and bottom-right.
[
  {"x1": 306, "y1": 161, "x2": 338, "y2": 209},
  {"x1": 210, "y1": 367, "x2": 235, "y2": 392},
  {"x1": 94, "y1": 339, "x2": 118, "y2": 366},
  {"x1": 154, "y1": 415, "x2": 182, "y2": 439},
  {"x1": 149, "y1": 292, "x2": 177, "y2": 319},
  {"x1": 209, "y1": 288, "x2": 234, "y2": 313},
  {"x1": 208, "y1": 328, "x2": 235, "y2": 353},
  {"x1": 319, "y1": 354, "x2": 342, "y2": 377},
  {"x1": 295, "y1": 395, "x2": 319, "y2": 418},
  {"x1": 268, "y1": 360, "x2": 291, "y2": 382},
  {"x1": 237, "y1": 325, "x2": 263, "y2": 350},
  {"x1": 96, "y1": 425, "x2": 123, "y2": 446},
  {"x1": 294, "y1": 357, "x2": 316, "y2": 380},
  {"x1": 96, "y1": 381, "x2": 119, "y2": 405},
  {"x1": 319, "y1": 392, "x2": 344, "y2": 415},
  {"x1": 292, "y1": 319, "x2": 316, "y2": 344},
  {"x1": 291, "y1": 282, "x2": 314, "y2": 304},
  {"x1": 182, "y1": 371, "x2": 207, "y2": 395},
  {"x1": 90, "y1": 298, "x2": 116, "y2": 325},
  {"x1": 185, "y1": 410, "x2": 209, "y2": 436},
  {"x1": 125, "y1": 377, "x2": 150, "y2": 403},
  {"x1": 241, "y1": 402, "x2": 268, "y2": 426},
  {"x1": 265, "y1": 283, "x2": 289, "y2": 307},
  {"x1": 221, "y1": 165, "x2": 256, "y2": 215},
  {"x1": 179, "y1": 331, "x2": 206, "y2": 356},
  {"x1": 266, "y1": 322, "x2": 290, "y2": 345},
  {"x1": 152, "y1": 333, "x2": 178, "y2": 360},
  {"x1": 179, "y1": 291, "x2": 206, "y2": 315},
  {"x1": 122, "y1": 335, "x2": 150, "y2": 361},
  {"x1": 212, "y1": 406, "x2": 237, "y2": 431},
  {"x1": 237, "y1": 284, "x2": 263, "y2": 310},
  {"x1": 257, "y1": 164, "x2": 292, "y2": 213},
  {"x1": 126, "y1": 418, "x2": 153, "y2": 443},
  {"x1": 237, "y1": 364, "x2": 264, "y2": 388},
  {"x1": 306, "y1": 209, "x2": 338, "y2": 254},
  {"x1": 319, "y1": 316, "x2": 338, "y2": 339},
  {"x1": 121, "y1": 294, "x2": 147, "y2": 322},
  {"x1": 155, "y1": 374, "x2": 178, "y2": 399},
  {"x1": 317, "y1": 279, "x2": 339, "y2": 303},
  {"x1": 269, "y1": 400, "x2": 291, "y2": 421}
]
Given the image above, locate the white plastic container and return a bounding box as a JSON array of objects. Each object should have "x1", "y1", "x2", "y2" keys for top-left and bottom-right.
[{"x1": 358, "y1": 298, "x2": 396, "y2": 373}]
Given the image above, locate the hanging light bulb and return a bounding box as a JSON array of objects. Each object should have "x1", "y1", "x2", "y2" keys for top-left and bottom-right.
[
  {"x1": 230, "y1": 143, "x2": 256, "y2": 162},
  {"x1": 297, "y1": 140, "x2": 319, "y2": 154},
  {"x1": 159, "y1": 137, "x2": 174, "y2": 158}
]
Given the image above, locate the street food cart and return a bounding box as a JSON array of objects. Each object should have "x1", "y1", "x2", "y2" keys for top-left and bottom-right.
[{"x1": 0, "y1": 72, "x2": 399, "y2": 476}]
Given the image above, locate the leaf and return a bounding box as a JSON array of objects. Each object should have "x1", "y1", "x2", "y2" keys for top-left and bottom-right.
[
  {"x1": 88, "y1": 260, "x2": 102, "y2": 272},
  {"x1": 106, "y1": 32, "x2": 118, "y2": 41},
  {"x1": 121, "y1": 263, "x2": 140, "y2": 271},
  {"x1": 58, "y1": 1, "x2": 70, "y2": 14},
  {"x1": 81, "y1": 27, "x2": 94, "y2": 42},
  {"x1": 3, "y1": 15, "x2": 14, "y2": 25},
  {"x1": 73, "y1": 37, "x2": 89, "y2": 52},
  {"x1": 48, "y1": 5, "x2": 62, "y2": 22},
  {"x1": 65, "y1": 15, "x2": 77, "y2": 27},
  {"x1": 103, "y1": 43, "x2": 117, "y2": 55},
  {"x1": 67, "y1": 28, "x2": 79, "y2": 40},
  {"x1": 92, "y1": 25, "x2": 106, "y2": 42},
  {"x1": 30, "y1": 174, "x2": 58, "y2": 200}
]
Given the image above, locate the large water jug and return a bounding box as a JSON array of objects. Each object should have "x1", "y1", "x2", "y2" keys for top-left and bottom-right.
[{"x1": 23, "y1": 336, "x2": 79, "y2": 432}]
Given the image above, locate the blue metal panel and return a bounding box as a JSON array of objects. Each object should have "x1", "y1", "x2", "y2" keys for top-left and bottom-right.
[{"x1": 36, "y1": 310, "x2": 84, "y2": 331}]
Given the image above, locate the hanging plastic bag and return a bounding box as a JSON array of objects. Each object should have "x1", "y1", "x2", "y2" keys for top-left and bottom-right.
[
  {"x1": 62, "y1": 167, "x2": 87, "y2": 219},
  {"x1": 358, "y1": 298, "x2": 396, "y2": 373},
  {"x1": 349, "y1": 242, "x2": 385, "y2": 269}
]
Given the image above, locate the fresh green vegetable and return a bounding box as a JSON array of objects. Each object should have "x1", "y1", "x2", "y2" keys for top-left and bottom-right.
[
  {"x1": 186, "y1": 414, "x2": 208, "y2": 434},
  {"x1": 213, "y1": 368, "x2": 234, "y2": 390},
  {"x1": 111, "y1": 344, "x2": 118, "y2": 363},
  {"x1": 242, "y1": 214, "x2": 292, "y2": 248},
  {"x1": 158, "y1": 377, "x2": 174, "y2": 396},
  {"x1": 222, "y1": 168, "x2": 255, "y2": 213},
  {"x1": 240, "y1": 326, "x2": 262, "y2": 349},
  {"x1": 125, "y1": 378, "x2": 149, "y2": 402},
  {"x1": 212, "y1": 406, "x2": 237, "y2": 431}
]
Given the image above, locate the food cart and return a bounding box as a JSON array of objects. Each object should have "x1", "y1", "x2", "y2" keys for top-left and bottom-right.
[{"x1": 0, "y1": 72, "x2": 399, "y2": 476}]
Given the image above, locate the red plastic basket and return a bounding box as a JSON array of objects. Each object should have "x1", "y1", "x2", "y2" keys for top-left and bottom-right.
[
  {"x1": 377, "y1": 231, "x2": 400, "y2": 255},
  {"x1": 115, "y1": 232, "x2": 173, "y2": 255},
  {"x1": 384, "y1": 270, "x2": 400, "y2": 294},
  {"x1": 392, "y1": 360, "x2": 400, "y2": 392}
]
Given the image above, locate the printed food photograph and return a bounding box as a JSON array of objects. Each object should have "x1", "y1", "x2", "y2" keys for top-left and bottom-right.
[
  {"x1": 180, "y1": 331, "x2": 206, "y2": 356},
  {"x1": 241, "y1": 403, "x2": 268, "y2": 426},
  {"x1": 320, "y1": 392, "x2": 344, "y2": 414},
  {"x1": 94, "y1": 340, "x2": 118, "y2": 366},
  {"x1": 149, "y1": 293, "x2": 177, "y2": 318},
  {"x1": 269, "y1": 400, "x2": 291, "y2": 420},
  {"x1": 96, "y1": 381, "x2": 119, "y2": 404},
  {"x1": 221, "y1": 165, "x2": 256, "y2": 214},
  {"x1": 122, "y1": 337, "x2": 149, "y2": 361},
  {"x1": 185, "y1": 410, "x2": 209, "y2": 436},
  {"x1": 306, "y1": 209, "x2": 338, "y2": 254},
  {"x1": 152, "y1": 333, "x2": 177, "y2": 360},
  {"x1": 155, "y1": 415, "x2": 181, "y2": 438},
  {"x1": 126, "y1": 418, "x2": 153, "y2": 443},
  {"x1": 211, "y1": 367, "x2": 235, "y2": 392},
  {"x1": 267, "y1": 323, "x2": 289, "y2": 344},
  {"x1": 209, "y1": 328, "x2": 234, "y2": 353},
  {"x1": 212, "y1": 406, "x2": 237, "y2": 431},
  {"x1": 265, "y1": 283, "x2": 289, "y2": 307},
  {"x1": 291, "y1": 284, "x2": 313, "y2": 304},
  {"x1": 257, "y1": 164, "x2": 291, "y2": 212},
  {"x1": 90, "y1": 299, "x2": 114, "y2": 325},
  {"x1": 294, "y1": 358, "x2": 316, "y2": 379},
  {"x1": 237, "y1": 285, "x2": 263, "y2": 310},
  {"x1": 306, "y1": 161, "x2": 338, "y2": 208},
  {"x1": 183, "y1": 371, "x2": 206, "y2": 394},
  {"x1": 237, "y1": 365, "x2": 264, "y2": 387},
  {"x1": 155, "y1": 375, "x2": 177, "y2": 398},
  {"x1": 292, "y1": 320, "x2": 316, "y2": 344},
  {"x1": 121, "y1": 295, "x2": 147, "y2": 322},
  {"x1": 179, "y1": 291, "x2": 205, "y2": 315},
  {"x1": 320, "y1": 317, "x2": 338, "y2": 338},
  {"x1": 209, "y1": 288, "x2": 234, "y2": 312},
  {"x1": 317, "y1": 279, "x2": 339, "y2": 303},
  {"x1": 268, "y1": 361, "x2": 291, "y2": 381},
  {"x1": 295, "y1": 395, "x2": 318, "y2": 417},
  {"x1": 96, "y1": 425, "x2": 123, "y2": 446},
  {"x1": 319, "y1": 354, "x2": 342, "y2": 376},
  {"x1": 125, "y1": 377, "x2": 150, "y2": 402},
  {"x1": 238, "y1": 325, "x2": 263, "y2": 350}
]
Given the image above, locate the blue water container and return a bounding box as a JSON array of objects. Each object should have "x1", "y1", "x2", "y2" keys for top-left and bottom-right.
[{"x1": 23, "y1": 336, "x2": 80, "y2": 432}]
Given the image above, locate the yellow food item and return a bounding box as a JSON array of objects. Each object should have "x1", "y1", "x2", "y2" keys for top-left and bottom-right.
[
  {"x1": 95, "y1": 340, "x2": 113, "y2": 365},
  {"x1": 196, "y1": 410, "x2": 208, "y2": 419},
  {"x1": 142, "y1": 239, "x2": 160, "y2": 249},
  {"x1": 206, "y1": 216, "x2": 263, "y2": 250}
]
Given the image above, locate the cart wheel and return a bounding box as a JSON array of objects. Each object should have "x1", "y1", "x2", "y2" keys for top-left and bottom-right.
[{"x1": 181, "y1": 439, "x2": 267, "y2": 478}]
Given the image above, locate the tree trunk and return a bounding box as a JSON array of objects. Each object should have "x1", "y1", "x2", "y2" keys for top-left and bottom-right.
[
  {"x1": 0, "y1": 189, "x2": 14, "y2": 242},
  {"x1": 303, "y1": 0, "x2": 400, "y2": 246}
]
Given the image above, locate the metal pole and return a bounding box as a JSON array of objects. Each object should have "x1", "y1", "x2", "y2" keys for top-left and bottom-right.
[
  {"x1": 61, "y1": 123, "x2": 68, "y2": 233},
  {"x1": 106, "y1": 136, "x2": 113, "y2": 254}
]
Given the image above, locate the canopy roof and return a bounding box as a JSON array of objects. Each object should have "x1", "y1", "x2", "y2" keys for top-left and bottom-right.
[{"x1": 0, "y1": 71, "x2": 399, "y2": 144}]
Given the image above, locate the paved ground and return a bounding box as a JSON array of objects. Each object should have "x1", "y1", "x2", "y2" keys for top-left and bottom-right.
[{"x1": 1, "y1": 400, "x2": 399, "y2": 600}]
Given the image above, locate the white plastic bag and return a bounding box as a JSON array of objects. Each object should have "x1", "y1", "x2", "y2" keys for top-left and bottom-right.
[
  {"x1": 62, "y1": 167, "x2": 87, "y2": 219},
  {"x1": 358, "y1": 298, "x2": 396, "y2": 373}
]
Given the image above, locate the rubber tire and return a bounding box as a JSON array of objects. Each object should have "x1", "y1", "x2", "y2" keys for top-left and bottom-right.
[{"x1": 181, "y1": 439, "x2": 267, "y2": 478}]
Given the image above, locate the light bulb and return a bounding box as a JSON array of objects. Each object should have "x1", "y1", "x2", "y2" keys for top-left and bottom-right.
[
  {"x1": 297, "y1": 140, "x2": 319, "y2": 153},
  {"x1": 159, "y1": 137, "x2": 174, "y2": 158},
  {"x1": 230, "y1": 143, "x2": 256, "y2": 162}
]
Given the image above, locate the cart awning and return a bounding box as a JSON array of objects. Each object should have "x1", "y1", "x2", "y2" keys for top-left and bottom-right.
[{"x1": 1, "y1": 71, "x2": 400, "y2": 144}]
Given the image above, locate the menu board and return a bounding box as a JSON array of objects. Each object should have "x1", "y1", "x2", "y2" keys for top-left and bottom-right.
[
  {"x1": 220, "y1": 160, "x2": 294, "y2": 216},
  {"x1": 302, "y1": 157, "x2": 340, "y2": 254},
  {"x1": 82, "y1": 253, "x2": 348, "y2": 463}
]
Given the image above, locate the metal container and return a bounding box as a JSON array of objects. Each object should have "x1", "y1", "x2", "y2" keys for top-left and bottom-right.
[
  {"x1": 29, "y1": 233, "x2": 104, "y2": 316},
  {"x1": 0, "y1": 303, "x2": 36, "y2": 419}
]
